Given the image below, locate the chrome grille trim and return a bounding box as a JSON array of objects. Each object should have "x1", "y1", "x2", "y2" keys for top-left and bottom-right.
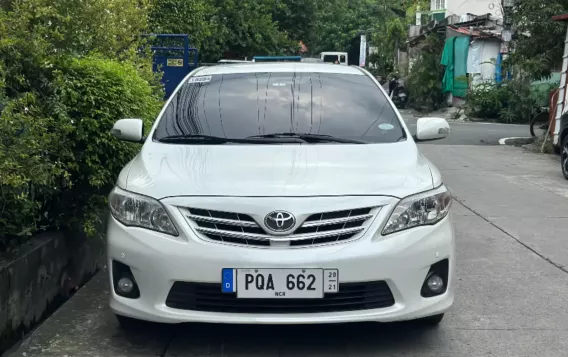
[
  {"x1": 195, "y1": 226, "x2": 365, "y2": 242},
  {"x1": 181, "y1": 206, "x2": 380, "y2": 248},
  {"x1": 301, "y1": 214, "x2": 374, "y2": 228},
  {"x1": 187, "y1": 214, "x2": 258, "y2": 228}
]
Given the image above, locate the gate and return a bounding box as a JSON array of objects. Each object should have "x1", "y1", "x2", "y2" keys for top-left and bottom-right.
[{"x1": 146, "y1": 34, "x2": 198, "y2": 98}]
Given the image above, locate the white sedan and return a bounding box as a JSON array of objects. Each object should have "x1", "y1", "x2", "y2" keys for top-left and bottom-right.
[{"x1": 107, "y1": 62, "x2": 455, "y2": 328}]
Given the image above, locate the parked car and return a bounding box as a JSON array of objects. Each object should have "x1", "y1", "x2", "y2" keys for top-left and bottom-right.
[
  {"x1": 301, "y1": 57, "x2": 323, "y2": 63},
  {"x1": 560, "y1": 119, "x2": 568, "y2": 180},
  {"x1": 320, "y1": 51, "x2": 348, "y2": 65},
  {"x1": 108, "y1": 62, "x2": 454, "y2": 328}
]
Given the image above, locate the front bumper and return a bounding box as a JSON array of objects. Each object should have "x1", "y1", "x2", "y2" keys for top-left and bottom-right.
[{"x1": 107, "y1": 208, "x2": 456, "y2": 325}]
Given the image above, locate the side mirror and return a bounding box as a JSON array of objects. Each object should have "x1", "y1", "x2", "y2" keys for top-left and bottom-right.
[
  {"x1": 414, "y1": 117, "x2": 450, "y2": 142},
  {"x1": 111, "y1": 119, "x2": 144, "y2": 143}
]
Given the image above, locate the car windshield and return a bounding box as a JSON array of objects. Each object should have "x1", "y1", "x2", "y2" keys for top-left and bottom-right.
[{"x1": 153, "y1": 72, "x2": 405, "y2": 144}]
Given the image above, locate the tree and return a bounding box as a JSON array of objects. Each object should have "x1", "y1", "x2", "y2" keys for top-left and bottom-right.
[
  {"x1": 509, "y1": 0, "x2": 568, "y2": 80},
  {"x1": 364, "y1": 0, "x2": 427, "y2": 76},
  {"x1": 271, "y1": 0, "x2": 320, "y2": 48},
  {"x1": 148, "y1": 0, "x2": 219, "y2": 61},
  {"x1": 149, "y1": 0, "x2": 296, "y2": 61},
  {"x1": 210, "y1": 0, "x2": 296, "y2": 59},
  {"x1": 312, "y1": 0, "x2": 388, "y2": 54}
]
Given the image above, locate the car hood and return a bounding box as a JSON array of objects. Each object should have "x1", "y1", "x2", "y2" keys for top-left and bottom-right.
[{"x1": 120, "y1": 141, "x2": 435, "y2": 199}]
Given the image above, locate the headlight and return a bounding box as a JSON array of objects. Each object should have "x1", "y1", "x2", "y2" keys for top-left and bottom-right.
[
  {"x1": 108, "y1": 187, "x2": 179, "y2": 236},
  {"x1": 382, "y1": 185, "x2": 452, "y2": 235}
]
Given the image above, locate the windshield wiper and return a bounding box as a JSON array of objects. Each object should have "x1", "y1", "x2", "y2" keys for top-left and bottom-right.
[
  {"x1": 157, "y1": 134, "x2": 304, "y2": 144},
  {"x1": 246, "y1": 133, "x2": 367, "y2": 144}
]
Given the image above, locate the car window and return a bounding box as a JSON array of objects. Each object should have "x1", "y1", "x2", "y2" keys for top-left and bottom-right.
[
  {"x1": 153, "y1": 72, "x2": 405, "y2": 144},
  {"x1": 322, "y1": 55, "x2": 338, "y2": 63}
]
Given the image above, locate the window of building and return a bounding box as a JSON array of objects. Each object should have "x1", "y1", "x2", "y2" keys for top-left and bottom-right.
[{"x1": 431, "y1": 0, "x2": 445, "y2": 10}]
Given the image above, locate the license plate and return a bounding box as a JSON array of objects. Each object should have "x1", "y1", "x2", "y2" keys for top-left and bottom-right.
[{"x1": 221, "y1": 268, "x2": 339, "y2": 299}]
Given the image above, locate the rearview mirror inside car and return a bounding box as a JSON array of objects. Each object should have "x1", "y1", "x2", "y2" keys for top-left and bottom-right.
[
  {"x1": 111, "y1": 119, "x2": 145, "y2": 143},
  {"x1": 414, "y1": 117, "x2": 450, "y2": 142}
]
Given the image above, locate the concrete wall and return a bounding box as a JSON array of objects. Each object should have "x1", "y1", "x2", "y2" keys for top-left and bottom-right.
[{"x1": 0, "y1": 230, "x2": 105, "y2": 353}]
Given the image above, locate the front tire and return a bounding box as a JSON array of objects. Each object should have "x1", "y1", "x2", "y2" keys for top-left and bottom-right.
[
  {"x1": 561, "y1": 135, "x2": 568, "y2": 180},
  {"x1": 116, "y1": 314, "x2": 148, "y2": 330},
  {"x1": 416, "y1": 313, "x2": 445, "y2": 326}
]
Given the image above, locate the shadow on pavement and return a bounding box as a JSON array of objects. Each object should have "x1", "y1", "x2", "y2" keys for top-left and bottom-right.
[
  {"x1": 7, "y1": 271, "x2": 443, "y2": 357},
  {"x1": 164, "y1": 320, "x2": 438, "y2": 356}
]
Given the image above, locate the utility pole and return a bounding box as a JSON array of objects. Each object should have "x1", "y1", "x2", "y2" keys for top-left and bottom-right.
[
  {"x1": 502, "y1": 0, "x2": 514, "y2": 29},
  {"x1": 501, "y1": 0, "x2": 515, "y2": 57}
]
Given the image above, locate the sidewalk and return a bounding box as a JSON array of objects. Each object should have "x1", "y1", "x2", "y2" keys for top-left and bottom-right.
[
  {"x1": 6, "y1": 145, "x2": 568, "y2": 357},
  {"x1": 420, "y1": 145, "x2": 568, "y2": 270}
]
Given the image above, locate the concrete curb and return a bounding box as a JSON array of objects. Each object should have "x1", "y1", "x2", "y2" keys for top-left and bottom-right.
[{"x1": 499, "y1": 137, "x2": 534, "y2": 146}]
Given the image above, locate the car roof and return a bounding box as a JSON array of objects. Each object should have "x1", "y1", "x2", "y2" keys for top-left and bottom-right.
[{"x1": 196, "y1": 62, "x2": 365, "y2": 76}]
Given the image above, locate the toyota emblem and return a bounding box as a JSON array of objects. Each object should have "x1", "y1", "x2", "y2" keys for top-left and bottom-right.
[{"x1": 264, "y1": 210, "x2": 296, "y2": 233}]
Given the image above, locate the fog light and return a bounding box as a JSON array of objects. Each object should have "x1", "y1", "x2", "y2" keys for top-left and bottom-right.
[
  {"x1": 421, "y1": 259, "x2": 449, "y2": 298},
  {"x1": 426, "y1": 274, "x2": 444, "y2": 293},
  {"x1": 112, "y1": 260, "x2": 141, "y2": 299},
  {"x1": 117, "y1": 277, "x2": 134, "y2": 294}
]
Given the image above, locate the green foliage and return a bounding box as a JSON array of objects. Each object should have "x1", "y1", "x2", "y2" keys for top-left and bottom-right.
[
  {"x1": 508, "y1": 0, "x2": 568, "y2": 80},
  {"x1": 149, "y1": 0, "x2": 297, "y2": 61},
  {"x1": 369, "y1": 17, "x2": 406, "y2": 75},
  {"x1": 148, "y1": 0, "x2": 219, "y2": 61},
  {"x1": 0, "y1": 0, "x2": 162, "y2": 249},
  {"x1": 147, "y1": 0, "x2": 428, "y2": 62},
  {"x1": 465, "y1": 80, "x2": 557, "y2": 123},
  {"x1": 0, "y1": 56, "x2": 162, "y2": 246},
  {"x1": 271, "y1": 0, "x2": 319, "y2": 50},
  {"x1": 312, "y1": 0, "x2": 390, "y2": 55},
  {"x1": 367, "y1": 0, "x2": 426, "y2": 76},
  {"x1": 53, "y1": 57, "x2": 162, "y2": 234},
  {"x1": 406, "y1": 34, "x2": 446, "y2": 111},
  {"x1": 0, "y1": 0, "x2": 436, "y2": 250},
  {"x1": 4, "y1": 0, "x2": 151, "y2": 60},
  {"x1": 0, "y1": 93, "x2": 72, "y2": 247},
  {"x1": 211, "y1": 0, "x2": 296, "y2": 58}
]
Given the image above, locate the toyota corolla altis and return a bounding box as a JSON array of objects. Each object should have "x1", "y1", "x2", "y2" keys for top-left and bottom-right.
[{"x1": 107, "y1": 62, "x2": 455, "y2": 328}]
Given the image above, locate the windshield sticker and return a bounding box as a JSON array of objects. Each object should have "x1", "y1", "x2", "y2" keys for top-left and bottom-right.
[
  {"x1": 378, "y1": 123, "x2": 394, "y2": 131},
  {"x1": 189, "y1": 76, "x2": 212, "y2": 84}
]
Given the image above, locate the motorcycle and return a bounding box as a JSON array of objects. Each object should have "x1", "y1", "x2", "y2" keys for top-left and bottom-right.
[{"x1": 389, "y1": 78, "x2": 408, "y2": 109}]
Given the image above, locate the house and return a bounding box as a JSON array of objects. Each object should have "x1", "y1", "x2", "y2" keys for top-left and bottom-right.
[
  {"x1": 429, "y1": 0, "x2": 504, "y2": 22},
  {"x1": 407, "y1": 7, "x2": 505, "y2": 106}
]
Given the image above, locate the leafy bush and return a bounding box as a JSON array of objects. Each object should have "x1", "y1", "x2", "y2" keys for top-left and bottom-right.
[
  {"x1": 0, "y1": 0, "x2": 163, "y2": 250},
  {"x1": 0, "y1": 94, "x2": 73, "y2": 248},
  {"x1": 53, "y1": 56, "x2": 163, "y2": 235},
  {"x1": 465, "y1": 79, "x2": 557, "y2": 123},
  {"x1": 0, "y1": 56, "x2": 162, "y2": 249}
]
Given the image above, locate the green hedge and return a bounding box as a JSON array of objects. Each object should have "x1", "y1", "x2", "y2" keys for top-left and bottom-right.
[
  {"x1": 465, "y1": 79, "x2": 557, "y2": 123},
  {"x1": 0, "y1": 56, "x2": 162, "y2": 250}
]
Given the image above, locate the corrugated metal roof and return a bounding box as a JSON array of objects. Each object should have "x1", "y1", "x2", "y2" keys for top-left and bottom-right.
[{"x1": 447, "y1": 25, "x2": 502, "y2": 39}]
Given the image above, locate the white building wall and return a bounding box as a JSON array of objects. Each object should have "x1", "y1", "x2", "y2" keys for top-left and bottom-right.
[
  {"x1": 443, "y1": 0, "x2": 503, "y2": 18},
  {"x1": 470, "y1": 39, "x2": 501, "y2": 87}
]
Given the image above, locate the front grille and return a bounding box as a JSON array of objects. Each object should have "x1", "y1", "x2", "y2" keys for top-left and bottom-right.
[
  {"x1": 165, "y1": 281, "x2": 395, "y2": 313},
  {"x1": 182, "y1": 207, "x2": 378, "y2": 247}
]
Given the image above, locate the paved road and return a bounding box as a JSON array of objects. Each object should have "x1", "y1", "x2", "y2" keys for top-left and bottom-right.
[
  {"x1": 7, "y1": 146, "x2": 568, "y2": 356},
  {"x1": 400, "y1": 109, "x2": 530, "y2": 145}
]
